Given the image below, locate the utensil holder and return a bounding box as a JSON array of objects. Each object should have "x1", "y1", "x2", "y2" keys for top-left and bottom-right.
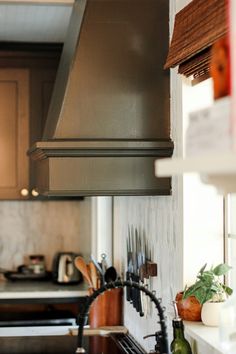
[{"x1": 89, "y1": 288, "x2": 123, "y2": 328}]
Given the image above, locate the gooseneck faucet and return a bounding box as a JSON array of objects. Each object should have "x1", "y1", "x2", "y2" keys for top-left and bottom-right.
[{"x1": 76, "y1": 280, "x2": 169, "y2": 354}]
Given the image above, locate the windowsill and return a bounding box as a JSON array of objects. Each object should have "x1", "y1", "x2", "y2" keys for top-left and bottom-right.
[{"x1": 184, "y1": 321, "x2": 223, "y2": 354}]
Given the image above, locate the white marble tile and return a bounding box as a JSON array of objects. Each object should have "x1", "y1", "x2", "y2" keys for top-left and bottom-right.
[
  {"x1": 0, "y1": 198, "x2": 92, "y2": 271},
  {"x1": 113, "y1": 181, "x2": 183, "y2": 352}
]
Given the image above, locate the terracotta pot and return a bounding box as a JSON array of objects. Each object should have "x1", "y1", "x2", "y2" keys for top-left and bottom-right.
[{"x1": 176, "y1": 292, "x2": 202, "y2": 321}]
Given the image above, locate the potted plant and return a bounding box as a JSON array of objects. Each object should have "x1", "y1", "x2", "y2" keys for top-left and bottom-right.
[{"x1": 182, "y1": 263, "x2": 233, "y2": 326}]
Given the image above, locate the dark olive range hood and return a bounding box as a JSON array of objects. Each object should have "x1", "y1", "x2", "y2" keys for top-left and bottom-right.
[{"x1": 29, "y1": 0, "x2": 173, "y2": 197}]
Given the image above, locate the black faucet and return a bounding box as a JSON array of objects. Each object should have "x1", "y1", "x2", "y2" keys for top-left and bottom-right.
[{"x1": 76, "y1": 280, "x2": 169, "y2": 354}]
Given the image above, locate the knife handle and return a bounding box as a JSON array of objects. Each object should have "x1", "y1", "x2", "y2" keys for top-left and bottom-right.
[
  {"x1": 130, "y1": 273, "x2": 137, "y2": 310},
  {"x1": 126, "y1": 271, "x2": 131, "y2": 302},
  {"x1": 133, "y1": 274, "x2": 144, "y2": 316}
]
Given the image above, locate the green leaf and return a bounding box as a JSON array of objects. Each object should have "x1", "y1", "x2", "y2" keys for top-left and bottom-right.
[
  {"x1": 200, "y1": 273, "x2": 214, "y2": 285},
  {"x1": 183, "y1": 284, "x2": 188, "y2": 293},
  {"x1": 207, "y1": 288, "x2": 216, "y2": 298},
  {"x1": 194, "y1": 287, "x2": 208, "y2": 304},
  {"x1": 213, "y1": 264, "x2": 232, "y2": 276},
  {"x1": 183, "y1": 281, "x2": 202, "y2": 299},
  {"x1": 222, "y1": 284, "x2": 233, "y2": 296},
  {"x1": 205, "y1": 290, "x2": 215, "y2": 303},
  {"x1": 199, "y1": 263, "x2": 207, "y2": 275},
  {"x1": 182, "y1": 287, "x2": 196, "y2": 299}
]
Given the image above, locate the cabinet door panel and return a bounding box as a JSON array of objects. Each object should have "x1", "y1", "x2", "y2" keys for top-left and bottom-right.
[
  {"x1": 30, "y1": 69, "x2": 57, "y2": 144},
  {"x1": 0, "y1": 69, "x2": 29, "y2": 199}
]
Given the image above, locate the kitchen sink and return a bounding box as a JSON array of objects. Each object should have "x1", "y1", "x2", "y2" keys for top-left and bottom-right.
[
  {"x1": 0, "y1": 326, "x2": 146, "y2": 354},
  {"x1": 0, "y1": 334, "x2": 120, "y2": 354}
]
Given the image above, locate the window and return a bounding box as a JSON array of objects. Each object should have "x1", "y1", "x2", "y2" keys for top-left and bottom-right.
[
  {"x1": 225, "y1": 194, "x2": 236, "y2": 290},
  {"x1": 182, "y1": 78, "x2": 224, "y2": 285}
]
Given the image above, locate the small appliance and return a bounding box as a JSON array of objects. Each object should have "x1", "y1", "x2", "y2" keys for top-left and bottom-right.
[{"x1": 52, "y1": 252, "x2": 82, "y2": 284}]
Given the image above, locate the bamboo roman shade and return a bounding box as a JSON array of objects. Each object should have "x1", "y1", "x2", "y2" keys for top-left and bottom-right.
[{"x1": 165, "y1": 0, "x2": 227, "y2": 79}]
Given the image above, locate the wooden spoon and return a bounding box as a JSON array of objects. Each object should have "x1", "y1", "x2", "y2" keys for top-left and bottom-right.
[
  {"x1": 74, "y1": 256, "x2": 93, "y2": 288},
  {"x1": 88, "y1": 261, "x2": 98, "y2": 289}
]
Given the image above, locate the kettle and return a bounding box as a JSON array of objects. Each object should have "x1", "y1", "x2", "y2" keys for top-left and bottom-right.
[{"x1": 52, "y1": 252, "x2": 82, "y2": 284}]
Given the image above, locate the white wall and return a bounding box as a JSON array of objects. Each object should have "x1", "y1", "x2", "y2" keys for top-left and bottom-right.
[
  {"x1": 91, "y1": 197, "x2": 113, "y2": 266},
  {"x1": 0, "y1": 198, "x2": 92, "y2": 271},
  {"x1": 112, "y1": 3, "x2": 185, "y2": 351},
  {"x1": 182, "y1": 80, "x2": 224, "y2": 285}
]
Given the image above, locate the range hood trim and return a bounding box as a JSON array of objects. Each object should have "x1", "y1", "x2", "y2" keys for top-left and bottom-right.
[
  {"x1": 42, "y1": 188, "x2": 172, "y2": 197},
  {"x1": 34, "y1": 157, "x2": 173, "y2": 197},
  {"x1": 29, "y1": 139, "x2": 174, "y2": 159}
]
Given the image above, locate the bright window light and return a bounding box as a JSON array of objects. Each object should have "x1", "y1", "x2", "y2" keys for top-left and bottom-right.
[{"x1": 182, "y1": 78, "x2": 224, "y2": 285}]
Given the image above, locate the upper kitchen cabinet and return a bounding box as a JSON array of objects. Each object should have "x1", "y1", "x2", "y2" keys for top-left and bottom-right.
[
  {"x1": 0, "y1": 69, "x2": 29, "y2": 199},
  {"x1": 0, "y1": 44, "x2": 61, "y2": 199}
]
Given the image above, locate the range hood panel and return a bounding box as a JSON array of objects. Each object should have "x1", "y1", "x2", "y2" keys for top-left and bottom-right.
[
  {"x1": 31, "y1": 0, "x2": 173, "y2": 196},
  {"x1": 31, "y1": 141, "x2": 173, "y2": 197},
  {"x1": 43, "y1": 0, "x2": 170, "y2": 140},
  {"x1": 36, "y1": 157, "x2": 171, "y2": 197}
]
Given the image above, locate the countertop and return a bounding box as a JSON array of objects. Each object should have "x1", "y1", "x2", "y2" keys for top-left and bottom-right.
[
  {"x1": 185, "y1": 321, "x2": 223, "y2": 354},
  {"x1": 0, "y1": 325, "x2": 127, "y2": 337},
  {"x1": 0, "y1": 279, "x2": 88, "y2": 301}
]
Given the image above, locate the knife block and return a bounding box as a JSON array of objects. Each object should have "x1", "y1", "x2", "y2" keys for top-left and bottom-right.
[{"x1": 89, "y1": 288, "x2": 123, "y2": 328}]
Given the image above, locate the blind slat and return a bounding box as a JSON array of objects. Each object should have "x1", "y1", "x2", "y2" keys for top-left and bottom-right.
[{"x1": 165, "y1": 0, "x2": 227, "y2": 78}]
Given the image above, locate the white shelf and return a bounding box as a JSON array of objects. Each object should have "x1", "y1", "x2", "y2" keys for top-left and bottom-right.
[
  {"x1": 184, "y1": 321, "x2": 223, "y2": 354},
  {"x1": 155, "y1": 153, "x2": 236, "y2": 193},
  {"x1": 155, "y1": 153, "x2": 236, "y2": 175}
]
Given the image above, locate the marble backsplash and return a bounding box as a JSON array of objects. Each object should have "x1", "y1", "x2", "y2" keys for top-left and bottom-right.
[
  {"x1": 113, "y1": 178, "x2": 183, "y2": 352},
  {"x1": 0, "y1": 198, "x2": 92, "y2": 271}
]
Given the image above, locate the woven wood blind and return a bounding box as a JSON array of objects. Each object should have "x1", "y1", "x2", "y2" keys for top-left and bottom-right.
[{"x1": 165, "y1": 0, "x2": 227, "y2": 79}]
